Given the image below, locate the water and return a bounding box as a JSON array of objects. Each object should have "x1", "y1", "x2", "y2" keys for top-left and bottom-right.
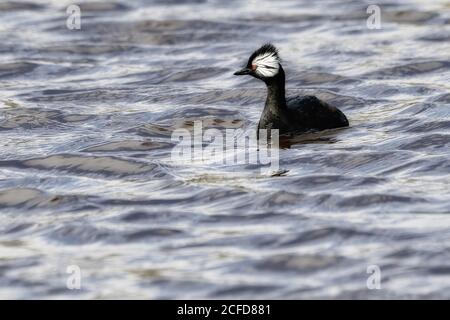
[{"x1": 0, "y1": 0, "x2": 449, "y2": 299}]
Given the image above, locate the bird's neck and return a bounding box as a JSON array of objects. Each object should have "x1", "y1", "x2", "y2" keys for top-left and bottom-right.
[{"x1": 263, "y1": 67, "x2": 286, "y2": 115}]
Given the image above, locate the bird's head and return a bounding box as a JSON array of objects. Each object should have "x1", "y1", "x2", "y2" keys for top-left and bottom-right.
[{"x1": 234, "y1": 43, "x2": 283, "y2": 83}]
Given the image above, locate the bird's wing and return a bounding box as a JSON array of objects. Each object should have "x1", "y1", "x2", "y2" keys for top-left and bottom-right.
[{"x1": 286, "y1": 95, "x2": 349, "y2": 129}]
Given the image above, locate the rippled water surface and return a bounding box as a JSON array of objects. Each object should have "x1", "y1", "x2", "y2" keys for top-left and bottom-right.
[{"x1": 1, "y1": 0, "x2": 450, "y2": 299}]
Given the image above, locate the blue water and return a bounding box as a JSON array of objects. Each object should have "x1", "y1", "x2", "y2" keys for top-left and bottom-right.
[{"x1": 0, "y1": 0, "x2": 450, "y2": 299}]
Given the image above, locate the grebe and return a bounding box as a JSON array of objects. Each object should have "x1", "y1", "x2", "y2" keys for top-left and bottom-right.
[{"x1": 234, "y1": 44, "x2": 349, "y2": 136}]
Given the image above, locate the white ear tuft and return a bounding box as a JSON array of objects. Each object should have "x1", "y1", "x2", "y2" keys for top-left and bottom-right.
[{"x1": 252, "y1": 52, "x2": 280, "y2": 77}]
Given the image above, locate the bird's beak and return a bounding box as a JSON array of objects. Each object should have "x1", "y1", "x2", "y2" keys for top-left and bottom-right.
[{"x1": 233, "y1": 68, "x2": 251, "y2": 76}]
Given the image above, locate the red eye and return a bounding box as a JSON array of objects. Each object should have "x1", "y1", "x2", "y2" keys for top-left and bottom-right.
[{"x1": 251, "y1": 64, "x2": 257, "y2": 71}]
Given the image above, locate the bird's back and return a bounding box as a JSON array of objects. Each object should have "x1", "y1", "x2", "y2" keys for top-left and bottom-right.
[{"x1": 285, "y1": 95, "x2": 349, "y2": 132}]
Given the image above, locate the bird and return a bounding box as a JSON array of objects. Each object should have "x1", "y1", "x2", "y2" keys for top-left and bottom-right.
[{"x1": 234, "y1": 44, "x2": 349, "y2": 137}]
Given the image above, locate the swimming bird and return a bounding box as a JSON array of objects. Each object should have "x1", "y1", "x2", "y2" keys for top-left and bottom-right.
[{"x1": 234, "y1": 44, "x2": 349, "y2": 136}]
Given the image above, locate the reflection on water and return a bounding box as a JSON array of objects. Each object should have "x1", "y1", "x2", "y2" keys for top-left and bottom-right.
[{"x1": 0, "y1": 0, "x2": 450, "y2": 299}]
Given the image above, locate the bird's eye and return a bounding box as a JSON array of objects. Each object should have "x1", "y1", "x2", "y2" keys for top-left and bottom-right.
[{"x1": 251, "y1": 64, "x2": 257, "y2": 71}]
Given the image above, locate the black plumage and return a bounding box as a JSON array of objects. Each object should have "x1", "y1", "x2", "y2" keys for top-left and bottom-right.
[{"x1": 234, "y1": 44, "x2": 349, "y2": 136}]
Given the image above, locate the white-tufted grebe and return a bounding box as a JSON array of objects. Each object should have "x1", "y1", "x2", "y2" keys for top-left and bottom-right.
[{"x1": 234, "y1": 44, "x2": 349, "y2": 136}]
